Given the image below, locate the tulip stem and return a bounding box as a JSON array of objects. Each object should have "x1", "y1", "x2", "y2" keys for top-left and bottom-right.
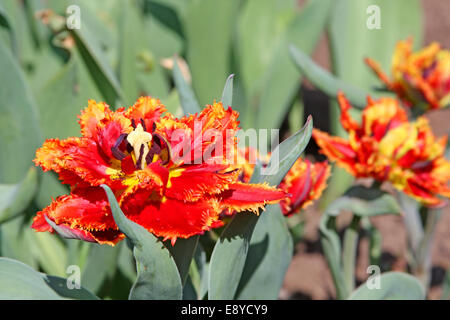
[
  {"x1": 415, "y1": 208, "x2": 441, "y2": 289},
  {"x1": 342, "y1": 215, "x2": 361, "y2": 294}
]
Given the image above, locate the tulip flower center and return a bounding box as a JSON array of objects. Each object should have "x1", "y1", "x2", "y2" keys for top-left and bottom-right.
[
  {"x1": 111, "y1": 119, "x2": 171, "y2": 170},
  {"x1": 127, "y1": 123, "x2": 153, "y2": 169}
]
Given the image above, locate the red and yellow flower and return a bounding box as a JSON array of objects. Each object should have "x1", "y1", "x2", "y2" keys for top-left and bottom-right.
[
  {"x1": 32, "y1": 97, "x2": 288, "y2": 245},
  {"x1": 233, "y1": 147, "x2": 330, "y2": 216},
  {"x1": 365, "y1": 38, "x2": 450, "y2": 111},
  {"x1": 313, "y1": 92, "x2": 450, "y2": 206}
]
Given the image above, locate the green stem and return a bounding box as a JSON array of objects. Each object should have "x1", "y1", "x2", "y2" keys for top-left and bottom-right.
[
  {"x1": 416, "y1": 208, "x2": 441, "y2": 289},
  {"x1": 342, "y1": 215, "x2": 361, "y2": 293},
  {"x1": 320, "y1": 215, "x2": 349, "y2": 299}
]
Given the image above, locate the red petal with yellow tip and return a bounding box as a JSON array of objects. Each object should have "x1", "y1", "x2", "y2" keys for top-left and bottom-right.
[
  {"x1": 124, "y1": 96, "x2": 167, "y2": 130},
  {"x1": 218, "y1": 182, "x2": 287, "y2": 214},
  {"x1": 279, "y1": 159, "x2": 331, "y2": 216},
  {"x1": 165, "y1": 164, "x2": 239, "y2": 201},
  {"x1": 34, "y1": 137, "x2": 123, "y2": 187},
  {"x1": 31, "y1": 187, "x2": 123, "y2": 245}
]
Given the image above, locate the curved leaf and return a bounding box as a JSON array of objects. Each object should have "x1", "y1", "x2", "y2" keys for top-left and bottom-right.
[
  {"x1": 349, "y1": 272, "x2": 425, "y2": 300},
  {"x1": 0, "y1": 257, "x2": 99, "y2": 300},
  {"x1": 101, "y1": 185, "x2": 182, "y2": 300},
  {"x1": 71, "y1": 6, "x2": 123, "y2": 105},
  {"x1": 236, "y1": 204, "x2": 293, "y2": 299},
  {"x1": 168, "y1": 235, "x2": 199, "y2": 286},
  {"x1": 289, "y1": 44, "x2": 369, "y2": 108},
  {"x1": 0, "y1": 39, "x2": 41, "y2": 184},
  {"x1": 173, "y1": 57, "x2": 200, "y2": 115},
  {"x1": 221, "y1": 74, "x2": 234, "y2": 108},
  {"x1": 0, "y1": 167, "x2": 37, "y2": 224}
]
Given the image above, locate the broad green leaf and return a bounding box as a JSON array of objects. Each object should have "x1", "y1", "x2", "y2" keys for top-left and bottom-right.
[
  {"x1": 71, "y1": 8, "x2": 123, "y2": 105},
  {"x1": 36, "y1": 56, "x2": 96, "y2": 139},
  {"x1": 81, "y1": 243, "x2": 121, "y2": 294},
  {"x1": 168, "y1": 235, "x2": 199, "y2": 286},
  {"x1": 1, "y1": 0, "x2": 35, "y2": 67},
  {"x1": 31, "y1": 232, "x2": 68, "y2": 277},
  {"x1": 143, "y1": 1, "x2": 184, "y2": 58},
  {"x1": 0, "y1": 257, "x2": 99, "y2": 300},
  {"x1": 255, "y1": 0, "x2": 332, "y2": 131},
  {"x1": 0, "y1": 167, "x2": 37, "y2": 224},
  {"x1": 289, "y1": 44, "x2": 369, "y2": 108},
  {"x1": 236, "y1": 204, "x2": 293, "y2": 299},
  {"x1": 349, "y1": 272, "x2": 425, "y2": 300},
  {"x1": 118, "y1": 0, "x2": 171, "y2": 103},
  {"x1": 0, "y1": 39, "x2": 41, "y2": 184},
  {"x1": 185, "y1": 0, "x2": 236, "y2": 105},
  {"x1": 0, "y1": 215, "x2": 38, "y2": 269},
  {"x1": 173, "y1": 58, "x2": 200, "y2": 115},
  {"x1": 118, "y1": 241, "x2": 137, "y2": 283},
  {"x1": 221, "y1": 74, "x2": 234, "y2": 108},
  {"x1": 208, "y1": 117, "x2": 312, "y2": 299},
  {"x1": 0, "y1": 2, "x2": 16, "y2": 53},
  {"x1": 102, "y1": 185, "x2": 182, "y2": 300},
  {"x1": 328, "y1": 0, "x2": 423, "y2": 92},
  {"x1": 118, "y1": 0, "x2": 141, "y2": 105},
  {"x1": 236, "y1": 0, "x2": 297, "y2": 104}
]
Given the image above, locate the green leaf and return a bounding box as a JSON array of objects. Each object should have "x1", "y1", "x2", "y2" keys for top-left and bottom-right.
[
  {"x1": 71, "y1": 8, "x2": 123, "y2": 105},
  {"x1": 0, "y1": 257, "x2": 99, "y2": 300},
  {"x1": 0, "y1": 39, "x2": 41, "y2": 184},
  {"x1": 326, "y1": 185, "x2": 401, "y2": 218},
  {"x1": 236, "y1": 0, "x2": 297, "y2": 106},
  {"x1": 31, "y1": 232, "x2": 68, "y2": 277},
  {"x1": 319, "y1": 213, "x2": 348, "y2": 299},
  {"x1": 168, "y1": 235, "x2": 199, "y2": 286},
  {"x1": 260, "y1": 116, "x2": 313, "y2": 186},
  {"x1": 118, "y1": 0, "x2": 141, "y2": 105},
  {"x1": 81, "y1": 243, "x2": 121, "y2": 294},
  {"x1": 349, "y1": 272, "x2": 425, "y2": 300},
  {"x1": 328, "y1": 0, "x2": 423, "y2": 92},
  {"x1": 255, "y1": 0, "x2": 333, "y2": 131},
  {"x1": 289, "y1": 44, "x2": 369, "y2": 108},
  {"x1": 101, "y1": 184, "x2": 182, "y2": 300},
  {"x1": 0, "y1": 167, "x2": 37, "y2": 224},
  {"x1": 173, "y1": 57, "x2": 200, "y2": 115},
  {"x1": 0, "y1": 215, "x2": 38, "y2": 269},
  {"x1": 236, "y1": 204, "x2": 293, "y2": 299},
  {"x1": 185, "y1": 0, "x2": 236, "y2": 105},
  {"x1": 221, "y1": 74, "x2": 234, "y2": 108},
  {"x1": 0, "y1": 2, "x2": 16, "y2": 53},
  {"x1": 208, "y1": 117, "x2": 312, "y2": 299},
  {"x1": 187, "y1": 242, "x2": 209, "y2": 300}
]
